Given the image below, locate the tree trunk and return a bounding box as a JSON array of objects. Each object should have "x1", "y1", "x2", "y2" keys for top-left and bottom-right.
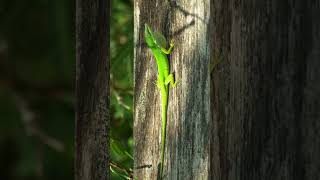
[
  {"x1": 134, "y1": 0, "x2": 211, "y2": 179},
  {"x1": 75, "y1": 0, "x2": 110, "y2": 179},
  {"x1": 210, "y1": 0, "x2": 320, "y2": 180}
]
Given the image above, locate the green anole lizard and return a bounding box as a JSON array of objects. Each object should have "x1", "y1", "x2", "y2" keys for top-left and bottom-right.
[{"x1": 144, "y1": 24, "x2": 177, "y2": 179}]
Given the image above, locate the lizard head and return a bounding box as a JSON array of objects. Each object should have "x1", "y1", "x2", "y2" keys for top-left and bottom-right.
[
  {"x1": 144, "y1": 23, "x2": 157, "y2": 48},
  {"x1": 144, "y1": 23, "x2": 167, "y2": 49}
]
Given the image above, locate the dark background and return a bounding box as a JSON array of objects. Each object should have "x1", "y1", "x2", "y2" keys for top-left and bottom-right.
[{"x1": 0, "y1": 0, "x2": 133, "y2": 179}]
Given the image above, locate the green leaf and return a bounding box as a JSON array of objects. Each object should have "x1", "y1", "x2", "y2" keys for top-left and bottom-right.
[
  {"x1": 125, "y1": 151, "x2": 133, "y2": 160},
  {"x1": 111, "y1": 138, "x2": 133, "y2": 160},
  {"x1": 110, "y1": 166, "x2": 131, "y2": 180},
  {"x1": 111, "y1": 138, "x2": 126, "y2": 157}
]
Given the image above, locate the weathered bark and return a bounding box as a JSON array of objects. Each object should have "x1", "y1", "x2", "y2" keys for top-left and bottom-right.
[
  {"x1": 75, "y1": 0, "x2": 110, "y2": 179},
  {"x1": 210, "y1": 0, "x2": 320, "y2": 180},
  {"x1": 134, "y1": 0, "x2": 211, "y2": 179}
]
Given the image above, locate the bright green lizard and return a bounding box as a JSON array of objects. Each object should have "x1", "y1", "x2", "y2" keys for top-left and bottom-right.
[{"x1": 144, "y1": 24, "x2": 177, "y2": 179}]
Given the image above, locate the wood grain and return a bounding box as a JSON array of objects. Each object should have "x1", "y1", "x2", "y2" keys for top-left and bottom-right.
[
  {"x1": 210, "y1": 0, "x2": 320, "y2": 179},
  {"x1": 134, "y1": 0, "x2": 211, "y2": 179},
  {"x1": 75, "y1": 0, "x2": 110, "y2": 179}
]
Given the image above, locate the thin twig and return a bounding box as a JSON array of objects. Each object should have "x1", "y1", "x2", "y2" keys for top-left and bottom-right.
[
  {"x1": 110, "y1": 161, "x2": 133, "y2": 175},
  {"x1": 13, "y1": 93, "x2": 64, "y2": 152}
]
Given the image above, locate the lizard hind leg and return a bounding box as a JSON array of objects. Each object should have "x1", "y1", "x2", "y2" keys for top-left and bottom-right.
[{"x1": 165, "y1": 73, "x2": 177, "y2": 88}]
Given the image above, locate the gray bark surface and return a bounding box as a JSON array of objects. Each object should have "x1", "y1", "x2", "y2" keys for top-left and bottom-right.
[
  {"x1": 210, "y1": 1, "x2": 320, "y2": 180},
  {"x1": 75, "y1": 0, "x2": 110, "y2": 179},
  {"x1": 134, "y1": 0, "x2": 211, "y2": 179}
]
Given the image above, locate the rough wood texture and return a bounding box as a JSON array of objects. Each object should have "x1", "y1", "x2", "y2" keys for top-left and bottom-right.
[
  {"x1": 134, "y1": 0, "x2": 211, "y2": 179},
  {"x1": 75, "y1": 0, "x2": 109, "y2": 179},
  {"x1": 210, "y1": 0, "x2": 320, "y2": 179}
]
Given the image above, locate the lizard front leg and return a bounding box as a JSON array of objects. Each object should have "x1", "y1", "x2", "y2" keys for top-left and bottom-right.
[{"x1": 160, "y1": 40, "x2": 174, "y2": 55}]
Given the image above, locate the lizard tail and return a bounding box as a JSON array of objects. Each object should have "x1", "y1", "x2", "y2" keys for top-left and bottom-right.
[{"x1": 160, "y1": 89, "x2": 168, "y2": 179}]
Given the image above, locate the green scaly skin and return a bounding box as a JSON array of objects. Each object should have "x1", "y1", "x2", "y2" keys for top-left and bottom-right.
[{"x1": 144, "y1": 24, "x2": 177, "y2": 179}]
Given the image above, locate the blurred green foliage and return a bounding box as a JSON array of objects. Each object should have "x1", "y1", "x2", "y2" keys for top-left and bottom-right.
[
  {"x1": 110, "y1": 0, "x2": 133, "y2": 179},
  {"x1": 0, "y1": 0, "x2": 133, "y2": 179}
]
